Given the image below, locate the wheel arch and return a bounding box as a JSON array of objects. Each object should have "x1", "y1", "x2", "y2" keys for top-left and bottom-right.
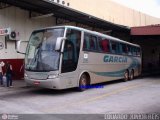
[{"x1": 78, "y1": 71, "x2": 91, "y2": 86}]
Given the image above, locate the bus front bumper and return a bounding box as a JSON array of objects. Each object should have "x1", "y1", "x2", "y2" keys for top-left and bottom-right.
[{"x1": 25, "y1": 77, "x2": 64, "y2": 89}]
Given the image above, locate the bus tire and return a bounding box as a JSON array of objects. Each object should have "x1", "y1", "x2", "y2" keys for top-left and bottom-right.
[
  {"x1": 78, "y1": 74, "x2": 88, "y2": 92},
  {"x1": 124, "y1": 70, "x2": 129, "y2": 82},
  {"x1": 130, "y1": 70, "x2": 134, "y2": 80}
]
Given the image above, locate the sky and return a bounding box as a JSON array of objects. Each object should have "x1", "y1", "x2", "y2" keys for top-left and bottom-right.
[{"x1": 112, "y1": 0, "x2": 160, "y2": 18}]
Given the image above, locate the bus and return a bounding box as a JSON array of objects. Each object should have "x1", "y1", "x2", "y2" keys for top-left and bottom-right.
[{"x1": 18, "y1": 26, "x2": 142, "y2": 91}]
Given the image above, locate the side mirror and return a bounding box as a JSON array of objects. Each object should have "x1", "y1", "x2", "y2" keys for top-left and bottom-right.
[
  {"x1": 55, "y1": 37, "x2": 66, "y2": 51},
  {"x1": 16, "y1": 40, "x2": 28, "y2": 54}
]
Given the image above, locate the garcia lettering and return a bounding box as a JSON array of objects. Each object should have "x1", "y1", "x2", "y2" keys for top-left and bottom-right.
[{"x1": 104, "y1": 55, "x2": 127, "y2": 63}]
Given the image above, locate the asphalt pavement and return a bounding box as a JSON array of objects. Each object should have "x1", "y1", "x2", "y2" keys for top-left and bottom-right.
[{"x1": 0, "y1": 75, "x2": 160, "y2": 120}]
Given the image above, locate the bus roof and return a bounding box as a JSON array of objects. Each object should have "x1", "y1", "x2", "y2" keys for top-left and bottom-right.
[{"x1": 35, "y1": 25, "x2": 140, "y2": 48}]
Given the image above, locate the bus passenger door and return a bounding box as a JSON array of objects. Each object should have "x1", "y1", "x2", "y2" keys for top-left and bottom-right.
[{"x1": 60, "y1": 29, "x2": 81, "y2": 88}]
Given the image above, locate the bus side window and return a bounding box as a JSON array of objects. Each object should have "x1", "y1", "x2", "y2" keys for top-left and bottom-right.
[
  {"x1": 90, "y1": 36, "x2": 97, "y2": 51},
  {"x1": 98, "y1": 37, "x2": 110, "y2": 53},
  {"x1": 83, "y1": 34, "x2": 90, "y2": 51},
  {"x1": 128, "y1": 45, "x2": 132, "y2": 55},
  {"x1": 132, "y1": 47, "x2": 137, "y2": 56},
  {"x1": 62, "y1": 29, "x2": 81, "y2": 73},
  {"x1": 137, "y1": 47, "x2": 141, "y2": 56},
  {"x1": 111, "y1": 41, "x2": 119, "y2": 54},
  {"x1": 120, "y1": 43, "x2": 128, "y2": 55},
  {"x1": 66, "y1": 29, "x2": 81, "y2": 62},
  {"x1": 119, "y1": 43, "x2": 123, "y2": 54},
  {"x1": 83, "y1": 33, "x2": 97, "y2": 51}
]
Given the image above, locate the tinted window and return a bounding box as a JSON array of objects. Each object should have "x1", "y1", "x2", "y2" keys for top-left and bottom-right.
[
  {"x1": 132, "y1": 47, "x2": 137, "y2": 56},
  {"x1": 111, "y1": 41, "x2": 119, "y2": 54},
  {"x1": 127, "y1": 45, "x2": 133, "y2": 55},
  {"x1": 119, "y1": 43, "x2": 128, "y2": 55},
  {"x1": 137, "y1": 47, "x2": 141, "y2": 56},
  {"x1": 62, "y1": 29, "x2": 81, "y2": 73},
  {"x1": 134, "y1": 47, "x2": 141, "y2": 56},
  {"x1": 83, "y1": 33, "x2": 97, "y2": 51},
  {"x1": 98, "y1": 37, "x2": 110, "y2": 53}
]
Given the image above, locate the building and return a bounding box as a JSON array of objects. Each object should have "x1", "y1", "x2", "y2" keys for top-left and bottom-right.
[
  {"x1": 0, "y1": 0, "x2": 160, "y2": 79},
  {"x1": 131, "y1": 25, "x2": 160, "y2": 73},
  {"x1": 65, "y1": 0, "x2": 160, "y2": 27}
]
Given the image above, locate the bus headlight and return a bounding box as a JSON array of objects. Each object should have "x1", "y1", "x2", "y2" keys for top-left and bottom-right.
[{"x1": 48, "y1": 74, "x2": 58, "y2": 79}]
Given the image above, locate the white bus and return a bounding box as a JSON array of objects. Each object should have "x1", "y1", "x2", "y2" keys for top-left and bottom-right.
[{"x1": 18, "y1": 26, "x2": 142, "y2": 91}]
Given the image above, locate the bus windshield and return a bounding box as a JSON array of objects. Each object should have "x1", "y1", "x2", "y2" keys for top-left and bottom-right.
[{"x1": 25, "y1": 28, "x2": 64, "y2": 72}]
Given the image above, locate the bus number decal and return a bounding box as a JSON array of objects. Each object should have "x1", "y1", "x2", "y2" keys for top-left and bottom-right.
[{"x1": 83, "y1": 53, "x2": 88, "y2": 63}]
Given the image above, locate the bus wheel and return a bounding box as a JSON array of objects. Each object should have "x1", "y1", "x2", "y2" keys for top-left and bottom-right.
[
  {"x1": 130, "y1": 70, "x2": 134, "y2": 80},
  {"x1": 124, "y1": 71, "x2": 129, "y2": 82},
  {"x1": 78, "y1": 74, "x2": 88, "y2": 91}
]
